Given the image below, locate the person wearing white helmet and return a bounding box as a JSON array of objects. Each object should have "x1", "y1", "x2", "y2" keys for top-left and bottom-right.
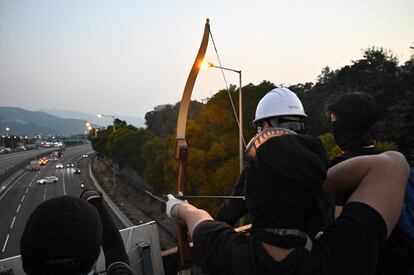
[
  {"x1": 215, "y1": 87, "x2": 308, "y2": 226},
  {"x1": 253, "y1": 87, "x2": 307, "y2": 134}
]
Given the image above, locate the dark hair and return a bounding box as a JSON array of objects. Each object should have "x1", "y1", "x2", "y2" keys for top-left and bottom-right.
[{"x1": 327, "y1": 93, "x2": 379, "y2": 127}]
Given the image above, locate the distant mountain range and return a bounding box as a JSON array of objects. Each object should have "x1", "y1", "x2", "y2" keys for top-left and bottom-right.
[
  {"x1": 39, "y1": 108, "x2": 145, "y2": 128},
  {"x1": 0, "y1": 107, "x2": 88, "y2": 136},
  {"x1": 0, "y1": 106, "x2": 145, "y2": 136}
]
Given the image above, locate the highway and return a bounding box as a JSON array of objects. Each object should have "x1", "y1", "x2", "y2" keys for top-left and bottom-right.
[
  {"x1": 0, "y1": 147, "x2": 57, "y2": 175},
  {"x1": 0, "y1": 144, "x2": 94, "y2": 259}
]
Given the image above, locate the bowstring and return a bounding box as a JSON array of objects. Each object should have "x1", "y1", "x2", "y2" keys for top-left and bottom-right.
[{"x1": 209, "y1": 29, "x2": 246, "y2": 146}]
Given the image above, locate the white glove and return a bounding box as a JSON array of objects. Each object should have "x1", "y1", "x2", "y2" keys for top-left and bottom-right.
[{"x1": 166, "y1": 194, "x2": 187, "y2": 218}]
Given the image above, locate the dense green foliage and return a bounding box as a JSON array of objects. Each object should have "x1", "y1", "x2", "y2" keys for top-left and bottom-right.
[{"x1": 92, "y1": 47, "x2": 413, "y2": 214}]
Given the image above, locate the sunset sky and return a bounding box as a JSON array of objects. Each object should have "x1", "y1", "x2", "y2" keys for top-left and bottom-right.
[{"x1": 1, "y1": 0, "x2": 413, "y2": 118}]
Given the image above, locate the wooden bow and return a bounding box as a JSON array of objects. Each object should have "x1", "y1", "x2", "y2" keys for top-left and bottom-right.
[{"x1": 175, "y1": 18, "x2": 210, "y2": 270}]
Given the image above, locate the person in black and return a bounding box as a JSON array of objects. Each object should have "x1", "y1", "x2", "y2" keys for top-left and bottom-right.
[
  {"x1": 326, "y1": 92, "x2": 382, "y2": 167},
  {"x1": 215, "y1": 87, "x2": 308, "y2": 226},
  {"x1": 326, "y1": 92, "x2": 414, "y2": 274},
  {"x1": 166, "y1": 133, "x2": 410, "y2": 275},
  {"x1": 20, "y1": 190, "x2": 133, "y2": 275},
  {"x1": 325, "y1": 93, "x2": 383, "y2": 208}
]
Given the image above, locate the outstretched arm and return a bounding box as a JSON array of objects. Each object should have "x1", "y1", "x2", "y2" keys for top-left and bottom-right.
[
  {"x1": 324, "y1": 151, "x2": 409, "y2": 236},
  {"x1": 166, "y1": 195, "x2": 213, "y2": 239}
]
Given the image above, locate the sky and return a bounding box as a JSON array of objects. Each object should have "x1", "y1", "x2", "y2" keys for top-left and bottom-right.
[{"x1": 0, "y1": 0, "x2": 413, "y2": 119}]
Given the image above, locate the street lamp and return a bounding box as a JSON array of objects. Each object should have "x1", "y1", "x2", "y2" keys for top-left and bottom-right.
[
  {"x1": 202, "y1": 61, "x2": 245, "y2": 173},
  {"x1": 97, "y1": 114, "x2": 116, "y2": 132},
  {"x1": 5, "y1": 127, "x2": 10, "y2": 137},
  {"x1": 84, "y1": 122, "x2": 93, "y2": 144}
]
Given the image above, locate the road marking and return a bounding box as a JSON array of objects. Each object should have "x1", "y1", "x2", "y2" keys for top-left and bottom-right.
[
  {"x1": 10, "y1": 216, "x2": 16, "y2": 229},
  {"x1": 21, "y1": 195, "x2": 25, "y2": 202},
  {"x1": 25, "y1": 188, "x2": 29, "y2": 194},
  {"x1": 2, "y1": 234, "x2": 9, "y2": 252},
  {"x1": 0, "y1": 171, "x2": 27, "y2": 201},
  {"x1": 42, "y1": 183, "x2": 47, "y2": 201},
  {"x1": 16, "y1": 204, "x2": 21, "y2": 214},
  {"x1": 63, "y1": 172, "x2": 67, "y2": 195}
]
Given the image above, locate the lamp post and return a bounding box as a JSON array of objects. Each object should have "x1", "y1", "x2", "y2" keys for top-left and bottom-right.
[
  {"x1": 5, "y1": 127, "x2": 10, "y2": 137},
  {"x1": 202, "y1": 62, "x2": 244, "y2": 173},
  {"x1": 97, "y1": 114, "x2": 116, "y2": 132},
  {"x1": 84, "y1": 122, "x2": 91, "y2": 144}
]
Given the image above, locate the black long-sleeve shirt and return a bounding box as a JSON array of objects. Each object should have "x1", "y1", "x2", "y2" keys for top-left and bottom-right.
[
  {"x1": 215, "y1": 166, "x2": 248, "y2": 226},
  {"x1": 88, "y1": 199, "x2": 134, "y2": 275}
]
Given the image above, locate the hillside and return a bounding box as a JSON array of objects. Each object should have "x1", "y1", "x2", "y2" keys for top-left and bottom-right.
[
  {"x1": 40, "y1": 108, "x2": 145, "y2": 128},
  {"x1": 0, "y1": 106, "x2": 88, "y2": 136}
]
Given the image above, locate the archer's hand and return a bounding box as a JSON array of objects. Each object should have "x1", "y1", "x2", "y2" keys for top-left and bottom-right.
[{"x1": 166, "y1": 194, "x2": 187, "y2": 218}]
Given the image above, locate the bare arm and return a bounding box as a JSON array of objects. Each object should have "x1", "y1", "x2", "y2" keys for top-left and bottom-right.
[
  {"x1": 324, "y1": 151, "x2": 409, "y2": 236},
  {"x1": 172, "y1": 203, "x2": 213, "y2": 239}
]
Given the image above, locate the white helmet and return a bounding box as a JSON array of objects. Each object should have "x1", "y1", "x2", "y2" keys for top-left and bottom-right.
[{"x1": 253, "y1": 88, "x2": 307, "y2": 125}]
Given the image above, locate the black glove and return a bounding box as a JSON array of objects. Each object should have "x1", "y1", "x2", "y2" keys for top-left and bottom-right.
[{"x1": 80, "y1": 187, "x2": 102, "y2": 203}]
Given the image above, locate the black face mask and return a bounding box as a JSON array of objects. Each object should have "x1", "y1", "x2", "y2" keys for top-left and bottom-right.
[{"x1": 331, "y1": 120, "x2": 373, "y2": 150}]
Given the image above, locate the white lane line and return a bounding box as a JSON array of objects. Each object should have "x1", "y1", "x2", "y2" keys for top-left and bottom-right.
[
  {"x1": 10, "y1": 216, "x2": 16, "y2": 229},
  {"x1": 25, "y1": 188, "x2": 29, "y2": 194},
  {"x1": 0, "y1": 171, "x2": 27, "y2": 201},
  {"x1": 16, "y1": 204, "x2": 21, "y2": 214},
  {"x1": 63, "y1": 172, "x2": 67, "y2": 195},
  {"x1": 21, "y1": 195, "x2": 25, "y2": 202},
  {"x1": 2, "y1": 234, "x2": 9, "y2": 252},
  {"x1": 43, "y1": 184, "x2": 47, "y2": 201}
]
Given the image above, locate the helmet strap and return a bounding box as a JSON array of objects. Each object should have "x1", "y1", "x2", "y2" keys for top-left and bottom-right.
[{"x1": 269, "y1": 117, "x2": 306, "y2": 134}]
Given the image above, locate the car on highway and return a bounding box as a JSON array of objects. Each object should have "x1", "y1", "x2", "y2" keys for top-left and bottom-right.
[
  {"x1": 82, "y1": 154, "x2": 88, "y2": 158},
  {"x1": 29, "y1": 160, "x2": 40, "y2": 171},
  {"x1": 66, "y1": 163, "x2": 74, "y2": 168},
  {"x1": 0, "y1": 148, "x2": 11, "y2": 155},
  {"x1": 16, "y1": 146, "x2": 26, "y2": 151},
  {"x1": 55, "y1": 163, "x2": 64, "y2": 169},
  {"x1": 37, "y1": 176, "x2": 58, "y2": 184},
  {"x1": 73, "y1": 168, "x2": 81, "y2": 174},
  {"x1": 39, "y1": 158, "x2": 48, "y2": 165}
]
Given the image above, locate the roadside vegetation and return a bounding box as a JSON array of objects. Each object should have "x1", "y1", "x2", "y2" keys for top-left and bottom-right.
[{"x1": 92, "y1": 47, "x2": 414, "y2": 214}]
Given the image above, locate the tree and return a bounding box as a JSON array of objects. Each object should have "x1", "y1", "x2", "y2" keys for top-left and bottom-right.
[
  {"x1": 111, "y1": 127, "x2": 154, "y2": 172},
  {"x1": 144, "y1": 101, "x2": 204, "y2": 137}
]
